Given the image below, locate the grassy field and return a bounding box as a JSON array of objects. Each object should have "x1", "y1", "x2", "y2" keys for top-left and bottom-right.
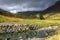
[
  {"x1": 0, "y1": 15, "x2": 24, "y2": 22},
  {"x1": 0, "y1": 13, "x2": 60, "y2": 26},
  {"x1": 44, "y1": 13, "x2": 60, "y2": 20}
]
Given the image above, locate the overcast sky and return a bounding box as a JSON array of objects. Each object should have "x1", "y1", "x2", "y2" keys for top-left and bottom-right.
[{"x1": 0, "y1": 0, "x2": 59, "y2": 13}]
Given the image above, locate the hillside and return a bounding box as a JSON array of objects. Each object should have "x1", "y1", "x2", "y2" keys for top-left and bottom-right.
[
  {"x1": 0, "y1": 15, "x2": 23, "y2": 23},
  {"x1": 0, "y1": 9, "x2": 15, "y2": 17},
  {"x1": 44, "y1": 1, "x2": 60, "y2": 13},
  {"x1": 17, "y1": 1, "x2": 60, "y2": 19},
  {"x1": 0, "y1": 1, "x2": 60, "y2": 23},
  {"x1": 44, "y1": 1, "x2": 60, "y2": 20},
  {"x1": 0, "y1": 1, "x2": 60, "y2": 19}
]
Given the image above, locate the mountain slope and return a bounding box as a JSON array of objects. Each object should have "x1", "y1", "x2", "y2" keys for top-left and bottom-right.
[
  {"x1": 0, "y1": 1, "x2": 60, "y2": 20},
  {"x1": 44, "y1": 1, "x2": 60, "y2": 13},
  {"x1": 44, "y1": 1, "x2": 60, "y2": 20},
  {"x1": 0, "y1": 9, "x2": 15, "y2": 17}
]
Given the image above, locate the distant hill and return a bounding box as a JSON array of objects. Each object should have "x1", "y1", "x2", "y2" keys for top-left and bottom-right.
[
  {"x1": 44, "y1": 1, "x2": 60, "y2": 13},
  {"x1": 0, "y1": 1, "x2": 60, "y2": 14},
  {"x1": 43, "y1": 1, "x2": 60, "y2": 19},
  {"x1": 17, "y1": 1, "x2": 60, "y2": 19},
  {"x1": 17, "y1": 1, "x2": 60, "y2": 15},
  {"x1": 0, "y1": 1, "x2": 60, "y2": 19},
  {"x1": 0, "y1": 9, "x2": 10, "y2": 15},
  {"x1": 0, "y1": 9, "x2": 15, "y2": 17}
]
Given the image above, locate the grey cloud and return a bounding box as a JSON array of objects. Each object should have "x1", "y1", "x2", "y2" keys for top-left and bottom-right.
[{"x1": 0, "y1": 0, "x2": 59, "y2": 13}]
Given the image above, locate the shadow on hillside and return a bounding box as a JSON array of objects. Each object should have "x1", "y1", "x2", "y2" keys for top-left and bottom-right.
[{"x1": 43, "y1": 1, "x2": 60, "y2": 19}]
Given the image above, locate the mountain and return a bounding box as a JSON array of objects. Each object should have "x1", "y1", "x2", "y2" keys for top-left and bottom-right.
[
  {"x1": 0, "y1": 1, "x2": 60, "y2": 19},
  {"x1": 44, "y1": 1, "x2": 60, "y2": 13},
  {"x1": 43, "y1": 1, "x2": 60, "y2": 19},
  {"x1": 0, "y1": 9, "x2": 15, "y2": 17},
  {"x1": 18, "y1": 1, "x2": 60, "y2": 14}
]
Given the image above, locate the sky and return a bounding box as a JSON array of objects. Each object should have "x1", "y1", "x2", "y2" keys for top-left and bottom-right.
[{"x1": 0, "y1": 0, "x2": 59, "y2": 13}]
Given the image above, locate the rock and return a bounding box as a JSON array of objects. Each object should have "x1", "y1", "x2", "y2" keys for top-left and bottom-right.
[
  {"x1": 0, "y1": 24, "x2": 59, "y2": 34},
  {"x1": 29, "y1": 24, "x2": 40, "y2": 30}
]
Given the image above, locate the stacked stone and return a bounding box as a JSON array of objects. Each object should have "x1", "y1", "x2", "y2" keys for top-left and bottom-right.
[
  {"x1": 0, "y1": 24, "x2": 40, "y2": 33},
  {"x1": 28, "y1": 24, "x2": 40, "y2": 30}
]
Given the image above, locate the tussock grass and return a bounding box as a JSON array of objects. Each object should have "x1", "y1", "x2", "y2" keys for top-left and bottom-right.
[
  {"x1": 0, "y1": 14, "x2": 60, "y2": 26},
  {"x1": 44, "y1": 13, "x2": 60, "y2": 20},
  {"x1": 47, "y1": 30, "x2": 60, "y2": 40},
  {"x1": 21, "y1": 19, "x2": 60, "y2": 26},
  {"x1": 0, "y1": 15, "x2": 23, "y2": 23}
]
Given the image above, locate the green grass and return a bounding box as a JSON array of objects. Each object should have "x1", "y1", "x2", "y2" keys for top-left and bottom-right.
[
  {"x1": 0, "y1": 15, "x2": 23, "y2": 23},
  {"x1": 44, "y1": 13, "x2": 60, "y2": 20},
  {"x1": 0, "y1": 13, "x2": 60, "y2": 27},
  {"x1": 21, "y1": 20, "x2": 60, "y2": 26}
]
